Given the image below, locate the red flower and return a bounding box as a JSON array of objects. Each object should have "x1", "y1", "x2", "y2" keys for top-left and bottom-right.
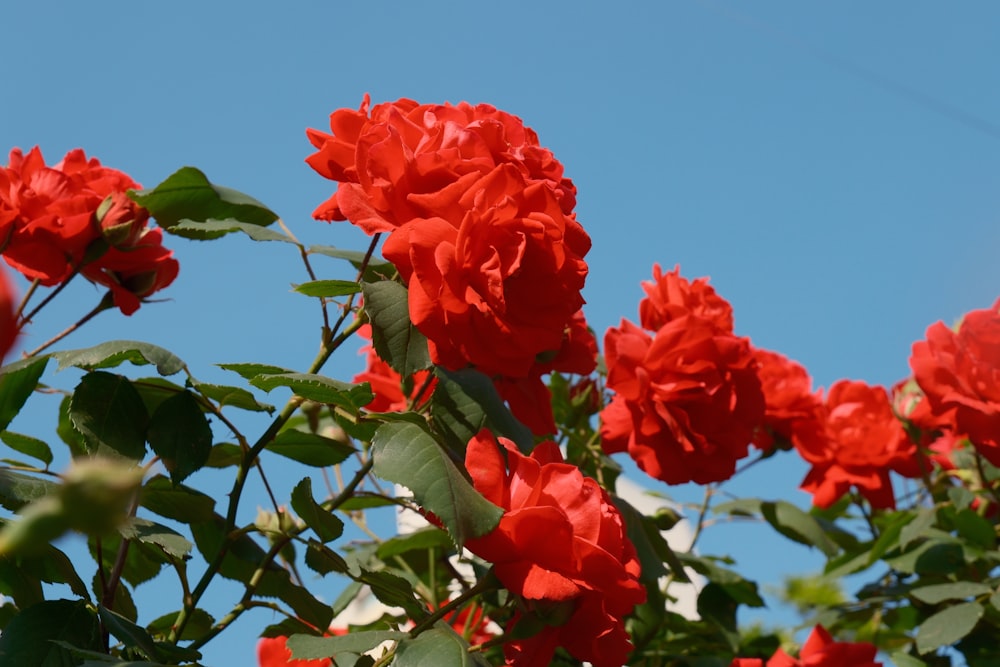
[
  {"x1": 256, "y1": 635, "x2": 331, "y2": 667},
  {"x1": 910, "y1": 301, "x2": 1000, "y2": 465},
  {"x1": 306, "y1": 95, "x2": 576, "y2": 234},
  {"x1": 0, "y1": 147, "x2": 177, "y2": 313},
  {"x1": 353, "y1": 324, "x2": 436, "y2": 412},
  {"x1": 600, "y1": 316, "x2": 764, "y2": 485},
  {"x1": 639, "y1": 263, "x2": 734, "y2": 333},
  {"x1": 794, "y1": 380, "x2": 914, "y2": 509},
  {"x1": 752, "y1": 349, "x2": 822, "y2": 451},
  {"x1": 767, "y1": 625, "x2": 880, "y2": 667},
  {"x1": 382, "y1": 164, "x2": 589, "y2": 379},
  {"x1": 463, "y1": 430, "x2": 645, "y2": 667},
  {"x1": 0, "y1": 266, "x2": 18, "y2": 362}
]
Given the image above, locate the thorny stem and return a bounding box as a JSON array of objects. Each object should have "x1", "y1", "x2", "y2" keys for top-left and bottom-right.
[{"x1": 280, "y1": 218, "x2": 331, "y2": 334}]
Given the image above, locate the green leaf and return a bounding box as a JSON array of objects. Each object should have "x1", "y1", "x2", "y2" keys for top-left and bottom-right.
[
  {"x1": 916, "y1": 601, "x2": 984, "y2": 654},
  {"x1": 130, "y1": 166, "x2": 278, "y2": 231},
  {"x1": 89, "y1": 532, "x2": 168, "y2": 588},
  {"x1": 131, "y1": 377, "x2": 187, "y2": 416},
  {"x1": 69, "y1": 372, "x2": 149, "y2": 460},
  {"x1": 954, "y1": 508, "x2": 997, "y2": 549},
  {"x1": 304, "y1": 540, "x2": 350, "y2": 576},
  {"x1": 393, "y1": 625, "x2": 491, "y2": 667},
  {"x1": 889, "y1": 652, "x2": 928, "y2": 667},
  {"x1": 54, "y1": 340, "x2": 184, "y2": 376},
  {"x1": 291, "y1": 478, "x2": 344, "y2": 543},
  {"x1": 251, "y1": 373, "x2": 373, "y2": 410},
  {"x1": 140, "y1": 475, "x2": 216, "y2": 523},
  {"x1": 0, "y1": 599, "x2": 102, "y2": 665},
  {"x1": 218, "y1": 362, "x2": 292, "y2": 381},
  {"x1": 169, "y1": 218, "x2": 292, "y2": 242},
  {"x1": 376, "y1": 527, "x2": 453, "y2": 560},
  {"x1": 205, "y1": 442, "x2": 242, "y2": 468},
  {"x1": 268, "y1": 430, "x2": 355, "y2": 467},
  {"x1": 362, "y1": 280, "x2": 431, "y2": 377},
  {"x1": 370, "y1": 421, "x2": 502, "y2": 548},
  {"x1": 120, "y1": 517, "x2": 193, "y2": 559},
  {"x1": 0, "y1": 356, "x2": 48, "y2": 432},
  {"x1": 900, "y1": 508, "x2": 936, "y2": 549},
  {"x1": 612, "y1": 495, "x2": 677, "y2": 584},
  {"x1": 99, "y1": 605, "x2": 160, "y2": 659},
  {"x1": 294, "y1": 280, "x2": 362, "y2": 298},
  {"x1": 431, "y1": 368, "x2": 533, "y2": 453},
  {"x1": 358, "y1": 569, "x2": 426, "y2": 619},
  {"x1": 760, "y1": 501, "x2": 839, "y2": 557},
  {"x1": 0, "y1": 469, "x2": 57, "y2": 511},
  {"x1": 287, "y1": 631, "x2": 406, "y2": 660},
  {"x1": 192, "y1": 382, "x2": 274, "y2": 413},
  {"x1": 147, "y1": 391, "x2": 212, "y2": 485},
  {"x1": 147, "y1": 608, "x2": 214, "y2": 641},
  {"x1": 911, "y1": 582, "x2": 992, "y2": 604},
  {"x1": 57, "y1": 395, "x2": 88, "y2": 458}
]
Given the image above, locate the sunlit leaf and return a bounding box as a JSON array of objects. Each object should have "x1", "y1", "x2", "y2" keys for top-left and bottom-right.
[
  {"x1": 54, "y1": 340, "x2": 184, "y2": 376},
  {"x1": 393, "y1": 625, "x2": 491, "y2": 667},
  {"x1": 915, "y1": 602, "x2": 984, "y2": 654},
  {"x1": 371, "y1": 421, "x2": 502, "y2": 547},
  {"x1": 130, "y1": 166, "x2": 278, "y2": 232},
  {"x1": 291, "y1": 478, "x2": 344, "y2": 543},
  {"x1": 288, "y1": 631, "x2": 406, "y2": 660},
  {"x1": 294, "y1": 279, "x2": 362, "y2": 298},
  {"x1": 362, "y1": 280, "x2": 431, "y2": 377}
]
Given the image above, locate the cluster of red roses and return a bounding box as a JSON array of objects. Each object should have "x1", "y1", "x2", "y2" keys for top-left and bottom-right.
[
  {"x1": 307, "y1": 95, "x2": 595, "y2": 434},
  {"x1": 600, "y1": 264, "x2": 1000, "y2": 511},
  {"x1": 731, "y1": 624, "x2": 881, "y2": 667},
  {"x1": 0, "y1": 146, "x2": 178, "y2": 353}
]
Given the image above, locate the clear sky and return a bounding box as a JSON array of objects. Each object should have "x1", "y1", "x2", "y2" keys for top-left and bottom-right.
[{"x1": 3, "y1": 2, "x2": 999, "y2": 665}]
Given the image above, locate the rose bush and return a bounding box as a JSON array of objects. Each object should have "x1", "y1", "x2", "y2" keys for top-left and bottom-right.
[{"x1": 0, "y1": 96, "x2": 995, "y2": 667}]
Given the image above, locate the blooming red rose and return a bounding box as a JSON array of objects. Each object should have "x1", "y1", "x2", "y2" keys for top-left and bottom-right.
[
  {"x1": 0, "y1": 147, "x2": 177, "y2": 313},
  {"x1": 892, "y1": 378, "x2": 964, "y2": 470},
  {"x1": 910, "y1": 300, "x2": 1000, "y2": 465},
  {"x1": 601, "y1": 316, "x2": 765, "y2": 485},
  {"x1": 353, "y1": 323, "x2": 436, "y2": 412},
  {"x1": 256, "y1": 635, "x2": 331, "y2": 667},
  {"x1": 752, "y1": 348, "x2": 823, "y2": 451},
  {"x1": 639, "y1": 263, "x2": 734, "y2": 333},
  {"x1": 794, "y1": 380, "x2": 915, "y2": 509},
  {"x1": 0, "y1": 266, "x2": 18, "y2": 362},
  {"x1": 382, "y1": 164, "x2": 589, "y2": 379},
  {"x1": 463, "y1": 430, "x2": 644, "y2": 667},
  {"x1": 306, "y1": 95, "x2": 576, "y2": 234}
]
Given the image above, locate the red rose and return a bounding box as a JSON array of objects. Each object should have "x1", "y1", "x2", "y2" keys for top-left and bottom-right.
[
  {"x1": 382, "y1": 165, "x2": 589, "y2": 379},
  {"x1": 0, "y1": 147, "x2": 177, "y2": 313},
  {"x1": 794, "y1": 380, "x2": 914, "y2": 509},
  {"x1": 353, "y1": 324, "x2": 436, "y2": 412},
  {"x1": 256, "y1": 635, "x2": 331, "y2": 667},
  {"x1": 752, "y1": 349, "x2": 823, "y2": 451},
  {"x1": 639, "y1": 263, "x2": 734, "y2": 333},
  {"x1": 306, "y1": 95, "x2": 576, "y2": 234},
  {"x1": 910, "y1": 301, "x2": 1000, "y2": 465},
  {"x1": 767, "y1": 625, "x2": 880, "y2": 667},
  {"x1": 600, "y1": 316, "x2": 764, "y2": 485},
  {"x1": 0, "y1": 266, "x2": 18, "y2": 362},
  {"x1": 463, "y1": 430, "x2": 644, "y2": 667}
]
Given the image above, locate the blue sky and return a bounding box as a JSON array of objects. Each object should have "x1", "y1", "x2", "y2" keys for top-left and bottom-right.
[{"x1": 3, "y1": 2, "x2": 999, "y2": 664}]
